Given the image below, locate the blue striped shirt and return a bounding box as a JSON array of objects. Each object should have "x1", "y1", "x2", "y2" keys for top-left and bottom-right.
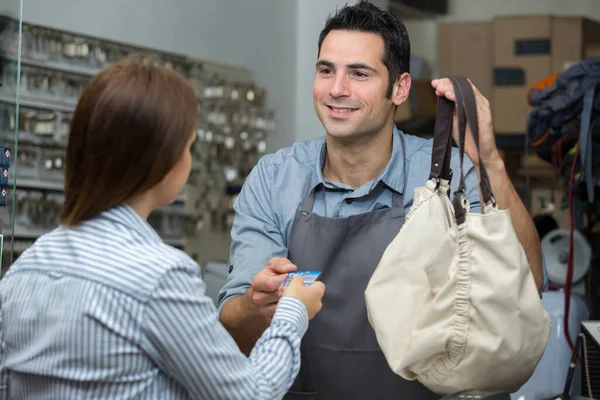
[{"x1": 0, "y1": 205, "x2": 309, "y2": 399}]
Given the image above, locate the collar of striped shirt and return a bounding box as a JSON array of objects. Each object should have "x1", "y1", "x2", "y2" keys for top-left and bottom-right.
[{"x1": 97, "y1": 204, "x2": 163, "y2": 243}]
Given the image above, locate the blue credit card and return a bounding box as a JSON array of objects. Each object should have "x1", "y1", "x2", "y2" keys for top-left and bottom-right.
[{"x1": 281, "y1": 271, "x2": 321, "y2": 287}]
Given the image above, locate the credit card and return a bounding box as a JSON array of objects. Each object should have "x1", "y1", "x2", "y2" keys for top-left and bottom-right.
[{"x1": 281, "y1": 271, "x2": 321, "y2": 287}]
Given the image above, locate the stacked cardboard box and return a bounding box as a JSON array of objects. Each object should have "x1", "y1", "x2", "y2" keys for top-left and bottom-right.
[{"x1": 438, "y1": 16, "x2": 600, "y2": 134}]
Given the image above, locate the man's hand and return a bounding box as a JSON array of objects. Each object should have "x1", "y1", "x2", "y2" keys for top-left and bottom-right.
[
  {"x1": 242, "y1": 257, "x2": 298, "y2": 322},
  {"x1": 431, "y1": 78, "x2": 501, "y2": 169}
]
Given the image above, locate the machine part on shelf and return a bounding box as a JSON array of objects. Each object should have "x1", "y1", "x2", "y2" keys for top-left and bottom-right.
[
  {"x1": 16, "y1": 145, "x2": 40, "y2": 178},
  {"x1": 182, "y1": 186, "x2": 203, "y2": 218},
  {"x1": 52, "y1": 113, "x2": 71, "y2": 144},
  {"x1": 542, "y1": 228, "x2": 592, "y2": 286},
  {"x1": 21, "y1": 109, "x2": 57, "y2": 136},
  {"x1": 39, "y1": 147, "x2": 64, "y2": 179}
]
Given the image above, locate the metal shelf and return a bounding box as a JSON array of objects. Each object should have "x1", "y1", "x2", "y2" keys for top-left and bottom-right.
[
  {"x1": 163, "y1": 237, "x2": 185, "y2": 248},
  {"x1": 11, "y1": 179, "x2": 63, "y2": 192},
  {"x1": 5, "y1": 54, "x2": 101, "y2": 77},
  {"x1": 13, "y1": 226, "x2": 186, "y2": 247},
  {"x1": 13, "y1": 228, "x2": 50, "y2": 240},
  {"x1": 0, "y1": 93, "x2": 75, "y2": 113}
]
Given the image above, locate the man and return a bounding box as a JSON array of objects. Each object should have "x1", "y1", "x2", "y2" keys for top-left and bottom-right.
[{"x1": 219, "y1": 2, "x2": 547, "y2": 399}]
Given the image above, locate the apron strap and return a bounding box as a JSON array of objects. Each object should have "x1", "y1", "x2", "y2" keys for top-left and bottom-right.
[
  {"x1": 300, "y1": 183, "x2": 404, "y2": 217},
  {"x1": 392, "y1": 129, "x2": 407, "y2": 219},
  {"x1": 391, "y1": 190, "x2": 404, "y2": 218},
  {"x1": 300, "y1": 185, "x2": 319, "y2": 214}
]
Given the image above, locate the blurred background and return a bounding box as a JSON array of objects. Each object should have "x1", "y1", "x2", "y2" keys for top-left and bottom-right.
[{"x1": 1, "y1": 1, "x2": 600, "y2": 398}]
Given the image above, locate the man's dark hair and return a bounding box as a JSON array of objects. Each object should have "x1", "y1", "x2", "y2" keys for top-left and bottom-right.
[{"x1": 318, "y1": 1, "x2": 411, "y2": 98}]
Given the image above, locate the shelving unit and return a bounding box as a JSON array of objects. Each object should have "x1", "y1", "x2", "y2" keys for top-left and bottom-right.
[{"x1": 0, "y1": 20, "x2": 274, "y2": 273}]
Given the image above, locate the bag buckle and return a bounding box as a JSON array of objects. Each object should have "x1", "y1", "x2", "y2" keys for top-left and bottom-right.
[{"x1": 429, "y1": 168, "x2": 453, "y2": 191}]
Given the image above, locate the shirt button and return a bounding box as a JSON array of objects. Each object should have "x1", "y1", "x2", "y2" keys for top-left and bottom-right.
[
  {"x1": 49, "y1": 271, "x2": 63, "y2": 279},
  {"x1": 345, "y1": 198, "x2": 354, "y2": 204}
]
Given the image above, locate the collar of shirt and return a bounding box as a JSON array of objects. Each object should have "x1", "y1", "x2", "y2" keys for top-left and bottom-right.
[
  {"x1": 98, "y1": 204, "x2": 163, "y2": 243},
  {"x1": 311, "y1": 126, "x2": 406, "y2": 198}
]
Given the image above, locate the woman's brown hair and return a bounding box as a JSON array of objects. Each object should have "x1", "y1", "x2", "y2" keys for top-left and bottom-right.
[{"x1": 61, "y1": 53, "x2": 197, "y2": 226}]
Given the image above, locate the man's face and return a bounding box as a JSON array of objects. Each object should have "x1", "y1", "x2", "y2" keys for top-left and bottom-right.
[{"x1": 313, "y1": 30, "x2": 405, "y2": 141}]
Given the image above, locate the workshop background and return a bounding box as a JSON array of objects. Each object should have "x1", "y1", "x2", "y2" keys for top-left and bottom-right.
[{"x1": 1, "y1": 0, "x2": 600, "y2": 399}]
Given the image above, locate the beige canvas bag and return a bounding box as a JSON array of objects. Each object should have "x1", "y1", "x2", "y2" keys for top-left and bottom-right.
[{"x1": 365, "y1": 75, "x2": 551, "y2": 395}]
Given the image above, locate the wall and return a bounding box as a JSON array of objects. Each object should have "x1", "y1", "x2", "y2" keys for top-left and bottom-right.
[
  {"x1": 401, "y1": 0, "x2": 600, "y2": 78},
  {"x1": 0, "y1": 0, "x2": 20, "y2": 19}
]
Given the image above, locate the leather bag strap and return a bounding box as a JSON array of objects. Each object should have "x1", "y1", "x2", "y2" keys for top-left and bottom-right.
[
  {"x1": 429, "y1": 74, "x2": 497, "y2": 224},
  {"x1": 428, "y1": 95, "x2": 454, "y2": 183}
]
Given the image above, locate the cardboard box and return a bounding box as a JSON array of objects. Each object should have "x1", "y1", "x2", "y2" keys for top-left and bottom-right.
[
  {"x1": 437, "y1": 21, "x2": 493, "y2": 99},
  {"x1": 395, "y1": 80, "x2": 438, "y2": 123},
  {"x1": 492, "y1": 16, "x2": 600, "y2": 134},
  {"x1": 586, "y1": 43, "x2": 600, "y2": 57}
]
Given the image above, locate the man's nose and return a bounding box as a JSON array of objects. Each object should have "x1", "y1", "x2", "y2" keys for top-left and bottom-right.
[{"x1": 330, "y1": 75, "x2": 351, "y2": 98}]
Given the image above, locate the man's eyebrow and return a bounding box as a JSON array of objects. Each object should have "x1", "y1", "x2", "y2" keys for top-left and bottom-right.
[
  {"x1": 316, "y1": 59, "x2": 334, "y2": 68},
  {"x1": 347, "y1": 63, "x2": 377, "y2": 73},
  {"x1": 315, "y1": 60, "x2": 378, "y2": 73}
]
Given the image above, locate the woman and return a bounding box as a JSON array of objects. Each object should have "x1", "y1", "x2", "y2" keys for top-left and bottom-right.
[{"x1": 0, "y1": 55, "x2": 325, "y2": 399}]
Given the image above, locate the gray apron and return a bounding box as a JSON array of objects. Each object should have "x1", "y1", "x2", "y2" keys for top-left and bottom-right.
[{"x1": 284, "y1": 138, "x2": 439, "y2": 400}]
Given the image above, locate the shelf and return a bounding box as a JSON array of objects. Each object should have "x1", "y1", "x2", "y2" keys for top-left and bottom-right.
[
  {"x1": 5, "y1": 54, "x2": 101, "y2": 77},
  {"x1": 12, "y1": 226, "x2": 186, "y2": 248},
  {"x1": 11, "y1": 241, "x2": 35, "y2": 254},
  {"x1": 163, "y1": 237, "x2": 185, "y2": 248},
  {"x1": 1, "y1": 132, "x2": 67, "y2": 149},
  {"x1": 0, "y1": 93, "x2": 75, "y2": 113},
  {"x1": 11, "y1": 179, "x2": 63, "y2": 192},
  {"x1": 6, "y1": 182, "x2": 187, "y2": 198},
  {"x1": 13, "y1": 228, "x2": 50, "y2": 240}
]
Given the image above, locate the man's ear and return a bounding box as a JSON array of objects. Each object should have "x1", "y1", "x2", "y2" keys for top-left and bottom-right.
[{"x1": 391, "y1": 72, "x2": 411, "y2": 106}]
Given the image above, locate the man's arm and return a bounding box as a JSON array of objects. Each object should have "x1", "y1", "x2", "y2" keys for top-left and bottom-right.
[
  {"x1": 218, "y1": 157, "x2": 291, "y2": 355},
  {"x1": 220, "y1": 289, "x2": 271, "y2": 355},
  {"x1": 481, "y1": 158, "x2": 544, "y2": 291}
]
